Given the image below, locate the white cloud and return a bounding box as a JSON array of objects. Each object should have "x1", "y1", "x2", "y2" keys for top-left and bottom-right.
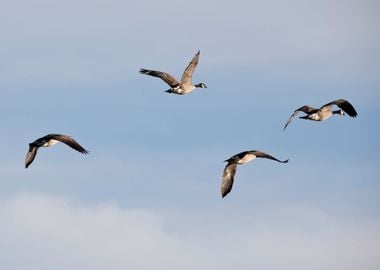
[
  {"x1": 0, "y1": 193, "x2": 379, "y2": 270},
  {"x1": 0, "y1": 193, "x2": 188, "y2": 270}
]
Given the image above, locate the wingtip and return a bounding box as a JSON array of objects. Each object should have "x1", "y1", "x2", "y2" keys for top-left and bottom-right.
[
  {"x1": 283, "y1": 159, "x2": 289, "y2": 163},
  {"x1": 221, "y1": 188, "x2": 231, "y2": 198},
  {"x1": 284, "y1": 122, "x2": 291, "y2": 131}
]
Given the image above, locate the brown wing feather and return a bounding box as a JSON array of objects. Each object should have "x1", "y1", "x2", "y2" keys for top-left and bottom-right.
[
  {"x1": 50, "y1": 135, "x2": 89, "y2": 154},
  {"x1": 221, "y1": 163, "x2": 237, "y2": 198},
  {"x1": 250, "y1": 151, "x2": 289, "y2": 163},
  {"x1": 25, "y1": 146, "x2": 38, "y2": 168},
  {"x1": 295, "y1": 105, "x2": 318, "y2": 114},
  {"x1": 139, "y1": 69, "x2": 179, "y2": 88},
  {"x1": 284, "y1": 105, "x2": 318, "y2": 130},
  {"x1": 180, "y1": 51, "x2": 200, "y2": 84},
  {"x1": 321, "y1": 99, "x2": 358, "y2": 117}
]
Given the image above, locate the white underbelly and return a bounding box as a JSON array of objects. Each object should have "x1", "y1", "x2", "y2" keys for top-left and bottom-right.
[
  {"x1": 44, "y1": 139, "x2": 60, "y2": 147},
  {"x1": 238, "y1": 154, "x2": 256, "y2": 164},
  {"x1": 309, "y1": 113, "x2": 321, "y2": 121}
]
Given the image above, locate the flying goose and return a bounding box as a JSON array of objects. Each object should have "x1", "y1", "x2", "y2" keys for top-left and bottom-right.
[
  {"x1": 139, "y1": 50, "x2": 207, "y2": 95},
  {"x1": 25, "y1": 134, "x2": 89, "y2": 168},
  {"x1": 221, "y1": 150, "x2": 289, "y2": 198},
  {"x1": 284, "y1": 99, "x2": 358, "y2": 130}
]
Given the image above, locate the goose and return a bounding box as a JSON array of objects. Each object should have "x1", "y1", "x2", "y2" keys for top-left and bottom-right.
[
  {"x1": 284, "y1": 99, "x2": 358, "y2": 130},
  {"x1": 25, "y1": 134, "x2": 89, "y2": 168},
  {"x1": 221, "y1": 150, "x2": 288, "y2": 198},
  {"x1": 139, "y1": 50, "x2": 207, "y2": 95}
]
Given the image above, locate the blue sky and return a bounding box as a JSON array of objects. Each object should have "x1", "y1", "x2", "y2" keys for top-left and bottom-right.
[{"x1": 0, "y1": 0, "x2": 379, "y2": 269}]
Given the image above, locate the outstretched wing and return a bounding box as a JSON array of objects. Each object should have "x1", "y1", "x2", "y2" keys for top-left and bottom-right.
[
  {"x1": 139, "y1": 69, "x2": 180, "y2": 88},
  {"x1": 284, "y1": 105, "x2": 317, "y2": 130},
  {"x1": 221, "y1": 163, "x2": 237, "y2": 198},
  {"x1": 251, "y1": 151, "x2": 289, "y2": 163},
  {"x1": 180, "y1": 50, "x2": 200, "y2": 85},
  {"x1": 25, "y1": 145, "x2": 38, "y2": 168},
  {"x1": 50, "y1": 134, "x2": 89, "y2": 154},
  {"x1": 321, "y1": 99, "x2": 358, "y2": 117}
]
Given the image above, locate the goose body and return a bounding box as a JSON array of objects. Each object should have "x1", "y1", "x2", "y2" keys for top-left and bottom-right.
[
  {"x1": 221, "y1": 150, "x2": 289, "y2": 198},
  {"x1": 139, "y1": 50, "x2": 207, "y2": 95},
  {"x1": 284, "y1": 99, "x2": 358, "y2": 130},
  {"x1": 25, "y1": 134, "x2": 89, "y2": 168}
]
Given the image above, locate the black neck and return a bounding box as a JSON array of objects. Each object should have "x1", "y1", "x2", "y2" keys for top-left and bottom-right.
[{"x1": 332, "y1": 110, "x2": 341, "y2": 115}]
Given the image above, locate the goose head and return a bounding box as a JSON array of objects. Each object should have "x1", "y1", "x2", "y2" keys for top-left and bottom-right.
[
  {"x1": 195, "y1": 83, "x2": 207, "y2": 88},
  {"x1": 224, "y1": 156, "x2": 239, "y2": 164}
]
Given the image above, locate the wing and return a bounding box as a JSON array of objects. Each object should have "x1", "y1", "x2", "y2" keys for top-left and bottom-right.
[
  {"x1": 251, "y1": 151, "x2": 289, "y2": 163},
  {"x1": 25, "y1": 145, "x2": 38, "y2": 168},
  {"x1": 284, "y1": 105, "x2": 318, "y2": 130},
  {"x1": 321, "y1": 99, "x2": 358, "y2": 117},
  {"x1": 50, "y1": 134, "x2": 89, "y2": 154},
  {"x1": 221, "y1": 163, "x2": 237, "y2": 198},
  {"x1": 29, "y1": 134, "x2": 51, "y2": 147},
  {"x1": 180, "y1": 50, "x2": 200, "y2": 84},
  {"x1": 139, "y1": 69, "x2": 180, "y2": 88}
]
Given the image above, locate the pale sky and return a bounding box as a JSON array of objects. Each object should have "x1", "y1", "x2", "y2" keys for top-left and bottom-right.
[{"x1": 0, "y1": 0, "x2": 379, "y2": 269}]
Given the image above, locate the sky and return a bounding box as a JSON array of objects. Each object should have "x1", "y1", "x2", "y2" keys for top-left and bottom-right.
[{"x1": 0, "y1": 0, "x2": 379, "y2": 269}]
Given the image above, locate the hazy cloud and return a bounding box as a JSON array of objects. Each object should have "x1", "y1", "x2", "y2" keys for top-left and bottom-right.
[{"x1": 0, "y1": 193, "x2": 379, "y2": 270}]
